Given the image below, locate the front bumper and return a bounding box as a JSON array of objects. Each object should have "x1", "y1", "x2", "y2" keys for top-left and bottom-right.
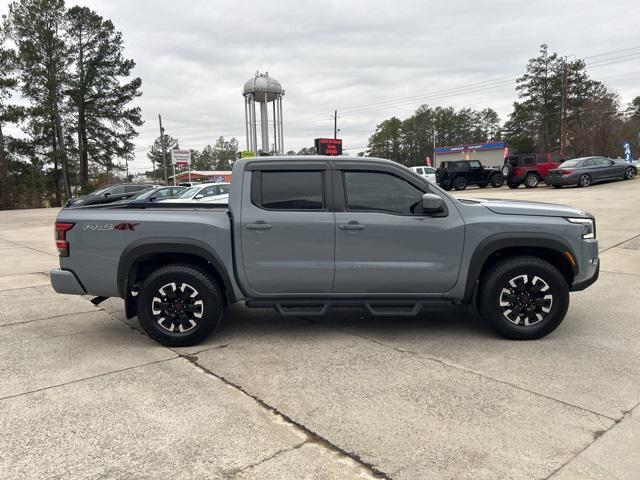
[
  {"x1": 570, "y1": 239, "x2": 599, "y2": 291},
  {"x1": 50, "y1": 269, "x2": 86, "y2": 295}
]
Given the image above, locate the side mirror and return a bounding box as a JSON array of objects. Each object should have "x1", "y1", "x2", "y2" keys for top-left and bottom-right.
[
  {"x1": 103, "y1": 192, "x2": 111, "y2": 197},
  {"x1": 148, "y1": 196, "x2": 157, "y2": 202},
  {"x1": 422, "y1": 193, "x2": 444, "y2": 213},
  {"x1": 194, "y1": 194, "x2": 204, "y2": 200}
]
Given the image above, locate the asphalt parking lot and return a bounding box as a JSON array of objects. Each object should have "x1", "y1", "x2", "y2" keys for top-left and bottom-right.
[{"x1": 1, "y1": 180, "x2": 639, "y2": 480}]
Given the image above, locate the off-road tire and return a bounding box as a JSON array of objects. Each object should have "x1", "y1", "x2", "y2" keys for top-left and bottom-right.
[
  {"x1": 453, "y1": 177, "x2": 467, "y2": 191},
  {"x1": 524, "y1": 174, "x2": 540, "y2": 188},
  {"x1": 478, "y1": 255, "x2": 569, "y2": 340},
  {"x1": 490, "y1": 174, "x2": 505, "y2": 188},
  {"x1": 137, "y1": 263, "x2": 224, "y2": 347}
]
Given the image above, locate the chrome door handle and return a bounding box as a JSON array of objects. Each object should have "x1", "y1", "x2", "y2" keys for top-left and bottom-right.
[
  {"x1": 246, "y1": 222, "x2": 272, "y2": 230},
  {"x1": 338, "y1": 222, "x2": 365, "y2": 231}
]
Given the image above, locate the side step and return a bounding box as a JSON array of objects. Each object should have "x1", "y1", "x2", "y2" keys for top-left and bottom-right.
[{"x1": 245, "y1": 298, "x2": 453, "y2": 317}]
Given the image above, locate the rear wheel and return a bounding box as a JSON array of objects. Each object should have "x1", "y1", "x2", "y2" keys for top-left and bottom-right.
[
  {"x1": 507, "y1": 182, "x2": 520, "y2": 189},
  {"x1": 578, "y1": 174, "x2": 592, "y2": 188},
  {"x1": 453, "y1": 177, "x2": 467, "y2": 191},
  {"x1": 478, "y1": 256, "x2": 569, "y2": 340},
  {"x1": 624, "y1": 167, "x2": 636, "y2": 180},
  {"x1": 440, "y1": 181, "x2": 452, "y2": 191},
  {"x1": 490, "y1": 174, "x2": 504, "y2": 188},
  {"x1": 137, "y1": 263, "x2": 224, "y2": 346},
  {"x1": 524, "y1": 174, "x2": 540, "y2": 188}
]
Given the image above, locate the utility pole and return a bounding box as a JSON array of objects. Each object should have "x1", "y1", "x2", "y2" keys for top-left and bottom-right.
[
  {"x1": 561, "y1": 60, "x2": 568, "y2": 153},
  {"x1": 158, "y1": 114, "x2": 168, "y2": 184},
  {"x1": 334, "y1": 110, "x2": 338, "y2": 139}
]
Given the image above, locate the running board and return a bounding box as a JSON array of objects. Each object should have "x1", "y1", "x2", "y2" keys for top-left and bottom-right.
[{"x1": 245, "y1": 298, "x2": 453, "y2": 317}]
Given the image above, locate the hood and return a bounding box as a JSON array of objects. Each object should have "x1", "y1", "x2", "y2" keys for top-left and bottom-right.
[{"x1": 459, "y1": 197, "x2": 590, "y2": 218}]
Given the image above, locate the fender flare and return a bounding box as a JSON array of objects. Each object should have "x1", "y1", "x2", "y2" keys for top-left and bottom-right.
[
  {"x1": 462, "y1": 233, "x2": 578, "y2": 303},
  {"x1": 117, "y1": 237, "x2": 236, "y2": 302}
]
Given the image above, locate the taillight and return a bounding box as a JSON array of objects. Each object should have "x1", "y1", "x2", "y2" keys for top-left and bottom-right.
[
  {"x1": 55, "y1": 222, "x2": 74, "y2": 257},
  {"x1": 558, "y1": 169, "x2": 574, "y2": 175}
]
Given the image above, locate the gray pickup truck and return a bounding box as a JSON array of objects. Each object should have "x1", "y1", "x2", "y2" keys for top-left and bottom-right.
[{"x1": 51, "y1": 156, "x2": 599, "y2": 346}]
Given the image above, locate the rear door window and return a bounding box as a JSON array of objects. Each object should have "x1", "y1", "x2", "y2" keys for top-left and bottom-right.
[{"x1": 254, "y1": 171, "x2": 324, "y2": 210}]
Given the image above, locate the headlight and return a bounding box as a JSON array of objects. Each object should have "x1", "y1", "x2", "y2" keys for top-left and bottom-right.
[{"x1": 567, "y1": 217, "x2": 595, "y2": 239}]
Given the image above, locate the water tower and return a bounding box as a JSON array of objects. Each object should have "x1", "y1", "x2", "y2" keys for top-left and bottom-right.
[{"x1": 243, "y1": 72, "x2": 284, "y2": 155}]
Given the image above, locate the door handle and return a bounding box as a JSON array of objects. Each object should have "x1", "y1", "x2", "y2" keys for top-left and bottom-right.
[
  {"x1": 338, "y1": 222, "x2": 365, "y2": 231},
  {"x1": 246, "y1": 222, "x2": 272, "y2": 230}
]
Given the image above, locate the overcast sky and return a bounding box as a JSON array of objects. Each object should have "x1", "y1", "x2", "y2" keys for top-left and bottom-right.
[{"x1": 5, "y1": 0, "x2": 640, "y2": 172}]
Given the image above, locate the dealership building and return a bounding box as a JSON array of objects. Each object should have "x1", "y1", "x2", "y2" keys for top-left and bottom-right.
[{"x1": 434, "y1": 141, "x2": 508, "y2": 167}]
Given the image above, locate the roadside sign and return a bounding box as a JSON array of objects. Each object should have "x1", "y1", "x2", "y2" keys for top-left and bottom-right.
[
  {"x1": 623, "y1": 141, "x2": 632, "y2": 162},
  {"x1": 315, "y1": 138, "x2": 342, "y2": 156},
  {"x1": 171, "y1": 149, "x2": 191, "y2": 166}
]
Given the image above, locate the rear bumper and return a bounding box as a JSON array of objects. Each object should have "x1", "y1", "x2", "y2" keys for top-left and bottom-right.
[
  {"x1": 50, "y1": 269, "x2": 86, "y2": 295},
  {"x1": 545, "y1": 176, "x2": 577, "y2": 186}
]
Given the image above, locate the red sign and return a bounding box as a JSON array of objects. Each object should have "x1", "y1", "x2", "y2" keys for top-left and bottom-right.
[{"x1": 315, "y1": 138, "x2": 343, "y2": 156}]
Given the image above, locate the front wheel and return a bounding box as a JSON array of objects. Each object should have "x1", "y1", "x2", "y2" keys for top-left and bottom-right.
[
  {"x1": 478, "y1": 256, "x2": 569, "y2": 340},
  {"x1": 137, "y1": 263, "x2": 224, "y2": 346},
  {"x1": 624, "y1": 167, "x2": 636, "y2": 180}
]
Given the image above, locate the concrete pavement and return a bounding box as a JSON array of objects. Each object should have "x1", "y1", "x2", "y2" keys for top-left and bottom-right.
[{"x1": 1, "y1": 178, "x2": 639, "y2": 479}]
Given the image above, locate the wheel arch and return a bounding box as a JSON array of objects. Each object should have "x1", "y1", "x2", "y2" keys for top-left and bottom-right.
[
  {"x1": 117, "y1": 238, "x2": 236, "y2": 312},
  {"x1": 463, "y1": 234, "x2": 578, "y2": 304}
]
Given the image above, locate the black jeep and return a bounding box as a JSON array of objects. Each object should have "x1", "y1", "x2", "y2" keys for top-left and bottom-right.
[{"x1": 435, "y1": 159, "x2": 504, "y2": 191}]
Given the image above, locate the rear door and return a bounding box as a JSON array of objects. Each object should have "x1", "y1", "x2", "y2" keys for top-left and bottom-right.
[
  {"x1": 240, "y1": 167, "x2": 335, "y2": 294},
  {"x1": 468, "y1": 160, "x2": 483, "y2": 183},
  {"x1": 333, "y1": 167, "x2": 465, "y2": 294}
]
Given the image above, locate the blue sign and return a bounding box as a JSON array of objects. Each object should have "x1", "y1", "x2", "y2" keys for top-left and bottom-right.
[
  {"x1": 623, "y1": 141, "x2": 632, "y2": 162},
  {"x1": 434, "y1": 141, "x2": 507, "y2": 155}
]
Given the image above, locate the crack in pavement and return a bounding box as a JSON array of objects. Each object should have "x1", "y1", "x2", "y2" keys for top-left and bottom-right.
[
  {"x1": 177, "y1": 352, "x2": 392, "y2": 480},
  {"x1": 0, "y1": 309, "x2": 100, "y2": 328},
  {"x1": 0, "y1": 357, "x2": 178, "y2": 403},
  {"x1": 0, "y1": 236, "x2": 58, "y2": 257},
  {"x1": 223, "y1": 440, "x2": 308, "y2": 477},
  {"x1": 600, "y1": 232, "x2": 640, "y2": 253},
  {"x1": 541, "y1": 400, "x2": 640, "y2": 480},
  {"x1": 344, "y1": 330, "x2": 618, "y2": 423}
]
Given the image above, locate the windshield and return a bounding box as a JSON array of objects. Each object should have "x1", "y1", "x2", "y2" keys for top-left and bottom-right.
[
  {"x1": 90, "y1": 187, "x2": 109, "y2": 196},
  {"x1": 176, "y1": 186, "x2": 199, "y2": 199},
  {"x1": 130, "y1": 188, "x2": 157, "y2": 200}
]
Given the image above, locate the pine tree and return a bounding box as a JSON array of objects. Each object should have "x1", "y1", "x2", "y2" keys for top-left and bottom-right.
[
  {"x1": 147, "y1": 134, "x2": 178, "y2": 181},
  {"x1": 0, "y1": 23, "x2": 20, "y2": 209},
  {"x1": 9, "y1": 0, "x2": 72, "y2": 202},
  {"x1": 65, "y1": 6, "x2": 142, "y2": 191}
]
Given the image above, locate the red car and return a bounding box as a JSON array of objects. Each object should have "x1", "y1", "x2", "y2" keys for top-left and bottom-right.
[{"x1": 502, "y1": 152, "x2": 565, "y2": 188}]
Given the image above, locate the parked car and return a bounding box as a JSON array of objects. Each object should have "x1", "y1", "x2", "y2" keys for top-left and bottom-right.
[
  {"x1": 51, "y1": 155, "x2": 599, "y2": 347},
  {"x1": 409, "y1": 166, "x2": 437, "y2": 182},
  {"x1": 161, "y1": 182, "x2": 230, "y2": 203},
  {"x1": 178, "y1": 181, "x2": 202, "y2": 187},
  {"x1": 65, "y1": 184, "x2": 160, "y2": 208},
  {"x1": 120, "y1": 186, "x2": 187, "y2": 204},
  {"x1": 502, "y1": 152, "x2": 565, "y2": 189},
  {"x1": 545, "y1": 157, "x2": 637, "y2": 188},
  {"x1": 435, "y1": 159, "x2": 504, "y2": 190}
]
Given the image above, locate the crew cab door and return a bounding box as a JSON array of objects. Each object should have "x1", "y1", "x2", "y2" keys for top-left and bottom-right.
[
  {"x1": 239, "y1": 166, "x2": 335, "y2": 294},
  {"x1": 333, "y1": 166, "x2": 465, "y2": 294}
]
